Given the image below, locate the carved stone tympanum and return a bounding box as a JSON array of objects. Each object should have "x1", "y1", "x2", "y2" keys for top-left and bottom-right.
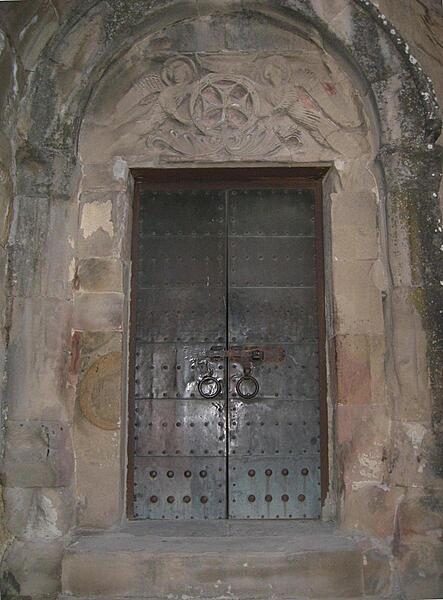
[{"x1": 116, "y1": 54, "x2": 362, "y2": 160}]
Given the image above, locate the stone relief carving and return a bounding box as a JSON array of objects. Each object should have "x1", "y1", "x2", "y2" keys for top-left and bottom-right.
[
  {"x1": 79, "y1": 352, "x2": 121, "y2": 430},
  {"x1": 115, "y1": 54, "x2": 364, "y2": 160}
]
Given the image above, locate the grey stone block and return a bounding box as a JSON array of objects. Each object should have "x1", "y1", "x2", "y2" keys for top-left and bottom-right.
[
  {"x1": 4, "y1": 486, "x2": 73, "y2": 539},
  {"x1": 363, "y1": 547, "x2": 392, "y2": 597},
  {"x1": 72, "y1": 292, "x2": 124, "y2": 331},
  {"x1": 77, "y1": 258, "x2": 123, "y2": 293},
  {"x1": 2, "y1": 538, "x2": 63, "y2": 596},
  {"x1": 62, "y1": 522, "x2": 365, "y2": 598},
  {"x1": 6, "y1": 296, "x2": 73, "y2": 421},
  {"x1": 2, "y1": 421, "x2": 73, "y2": 488}
]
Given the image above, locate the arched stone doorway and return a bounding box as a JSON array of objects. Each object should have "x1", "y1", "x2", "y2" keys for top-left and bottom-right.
[
  {"x1": 75, "y1": 8, "x2": 380, "y2": 527},
  {"x1": 1, "y1": 1, "x2": 441, "y2": 597}
]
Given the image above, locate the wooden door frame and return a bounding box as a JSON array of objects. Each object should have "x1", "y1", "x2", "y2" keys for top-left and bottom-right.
[{"x1": 127, "y1": 167, "x2": 329, "y2": 519}]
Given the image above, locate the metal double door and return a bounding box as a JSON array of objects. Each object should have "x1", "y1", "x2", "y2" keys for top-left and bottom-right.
[{"x1": 132, "y1": 186, "x2": 322, "y2": 519}]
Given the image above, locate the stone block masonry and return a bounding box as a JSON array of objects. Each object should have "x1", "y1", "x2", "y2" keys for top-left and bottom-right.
[{"x1": 0, "y1": 0, "x2": 441, "y2": 598}]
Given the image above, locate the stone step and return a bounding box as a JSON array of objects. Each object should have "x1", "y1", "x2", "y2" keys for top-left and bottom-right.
[
  {"x1": 59, "y1": 597, "x2": 391, "y2": 600},
  {"x1": 61, "y1": 521, "x2": 386, "y2": 599}
]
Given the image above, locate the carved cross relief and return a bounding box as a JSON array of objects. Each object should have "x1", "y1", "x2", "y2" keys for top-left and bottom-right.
[{"x1": 116, "y1": 54, "x2": 364, "y2": 160}]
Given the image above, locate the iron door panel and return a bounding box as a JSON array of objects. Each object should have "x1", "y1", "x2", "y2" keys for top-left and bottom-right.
[
  {"x1": 228, "y1": 456, "x2": 320, "y2": 519},
  {"x1": 227, "y1": 186, "x2": 321, "y2": 520},
  {"x1": 137, "y1": 237, "x2": 225, "y2": 288},
  {"x1": 135, "y1": 343, "x2": 225, "y2": 400},
  {"x1": 134, "y1": 457, "x2": 226, "y2": 519},
  {"x1": 139, "y1": 189, "x2": 225, "y2": 237},
  {"x1": 229, "y1": 237, "x2": 316, "y2": 288},
  {"x1": 133, "y1": 188, "x2": 227, "y2": 520},
  {"x1": 136, "y1": 287, "x2": 225, "y2": 343},
  {"x1": 132, "y1": 185, "x2": 323, "y2": 521},
  {"x1": 228, "y1": 189, "x2": 315, "y2": 237},
  {"x1": 135, "y1": 399, "x2": 226, "y2": 456},
  {"x1": 229, "y1": 399, "x2": 320, "y2": 457},
  {"x1": 229, "y1": 288, "x2": 318, "y2": 344},
  {"x1": 229, "y1": 343, "x2": 319, "y2": 400}
]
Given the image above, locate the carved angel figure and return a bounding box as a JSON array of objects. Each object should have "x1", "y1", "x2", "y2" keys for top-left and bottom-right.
[
  {"x1": 258, "y1": 56, "x2": 336, "y2": 149},
  {"x1": 115, "y1": 56, "x2": 198, "y2": 136}
]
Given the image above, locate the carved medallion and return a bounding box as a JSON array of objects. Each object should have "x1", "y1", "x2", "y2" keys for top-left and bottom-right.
[
  {"x1": 190, "y1": 74, "x2": 259, "y2": 136},
  {"x1": 79, "y1": 352, "x2": 121, "y2": 430}
]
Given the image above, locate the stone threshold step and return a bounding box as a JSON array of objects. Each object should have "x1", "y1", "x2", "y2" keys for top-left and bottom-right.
[
  {"x1": 61, "y1": 521, "x2": 383, "y2": 599},
  {"x1": 59, "y1": 597, "x2": 392, "y2": 600}
]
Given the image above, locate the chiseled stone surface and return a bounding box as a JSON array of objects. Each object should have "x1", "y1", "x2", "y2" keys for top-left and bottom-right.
[
  {"x1": 1, "y1": 421, "x2": 73, "y2": 488},
  {"x1": 330, "y1": 191, "x2": 379, "y2": 261},
  {"x1": 333, "y1": 260, "x2": 385, "y2": 336},
  {"x1": 394, "y1": 533, "x2": 443, "y2": 600},
  {"x1": 2, "y1": 538, "x2": 63, "y2": 597},
  {"x1": 6, "y1": 296, "x2": 73, "y2": 422},
  {"x1": 76, "y1": 258, "x2": 123, "y2": 293},
  {"x1": 0, "y1": 0, "x2": 441, "y2": 598},
  {"x1": 72, "y1": 292, "x2": 124, "y2": 331},
  {"x1": 62, "y1": 522, "x2": 366, "y2": 599},
  {"x1": 362, "y1": 547, "x2": 392, "y2": 597},
  {"x1": 0, "y1": 22, "x2": 17, "y2": 583},
  {"x1": 73, "y1": 331, "x2": 122, "y2": 528},
  {"x1": 342, "y1": 483, "x2": 405, "y2": 539},
  {"x1": 4, "y1": 486, "x2": 73, "y2": 540},
  {"x1": 335, "y1": 334, "x2": 386, "y2": 406}
]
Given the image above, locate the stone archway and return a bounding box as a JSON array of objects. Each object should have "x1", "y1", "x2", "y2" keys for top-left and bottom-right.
[
  {"x1": 75, "y1": 12, "x2": 379, "y2": 528},
  {"x1": 1, "y1": 1, "x2": 441, "y2": 597}
]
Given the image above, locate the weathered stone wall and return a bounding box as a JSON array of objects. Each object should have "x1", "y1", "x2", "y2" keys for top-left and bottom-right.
[
  {"x1": 76, "y1": 13, "x2": 380, "y2": 539},
  {"x1": 0, "y1": 1, "x2": 441, "y2": 598},
  {"x1": 0, "y1": 4, "x2": 76, "y2": 596},
  {"x1": 0, "y1": 16, "x2": 17, "y2": 583}
]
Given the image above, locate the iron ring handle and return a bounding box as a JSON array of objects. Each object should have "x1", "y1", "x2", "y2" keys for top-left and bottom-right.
[
  {"x1": 198, "y1": 376, "x2": 222, "y2": 399},
  {"x1": 235, "y1": 375, "x2": 260, "y2": 400}
]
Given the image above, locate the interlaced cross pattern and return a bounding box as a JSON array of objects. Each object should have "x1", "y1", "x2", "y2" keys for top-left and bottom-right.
[{"x1": 191, "y1": 75, "x2": 257, "y2": 137}]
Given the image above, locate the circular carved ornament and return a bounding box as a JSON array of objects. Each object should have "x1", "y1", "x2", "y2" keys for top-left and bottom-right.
[
  {"x1": 79, "y1": 352, "x2": 121, "y2": 430},
  {"x1": 190, "y1": 74, "x2": 259, "y2": 136}
]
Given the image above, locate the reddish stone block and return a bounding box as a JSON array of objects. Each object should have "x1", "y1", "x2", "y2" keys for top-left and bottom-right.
[
  {"x1": 336, "y1": 404, "x2": 390, "y2": 483},
  {"x1": 342, "y1": 482, "x2": 404, "y2": 538},
  {"x1": 336, "y1": 335, "x2": 371, "y2": 405}
]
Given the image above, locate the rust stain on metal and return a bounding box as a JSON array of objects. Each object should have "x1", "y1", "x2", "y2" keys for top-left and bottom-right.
[{"x1": 226, "y1": 345, "x2": 286, "y2": 364}]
